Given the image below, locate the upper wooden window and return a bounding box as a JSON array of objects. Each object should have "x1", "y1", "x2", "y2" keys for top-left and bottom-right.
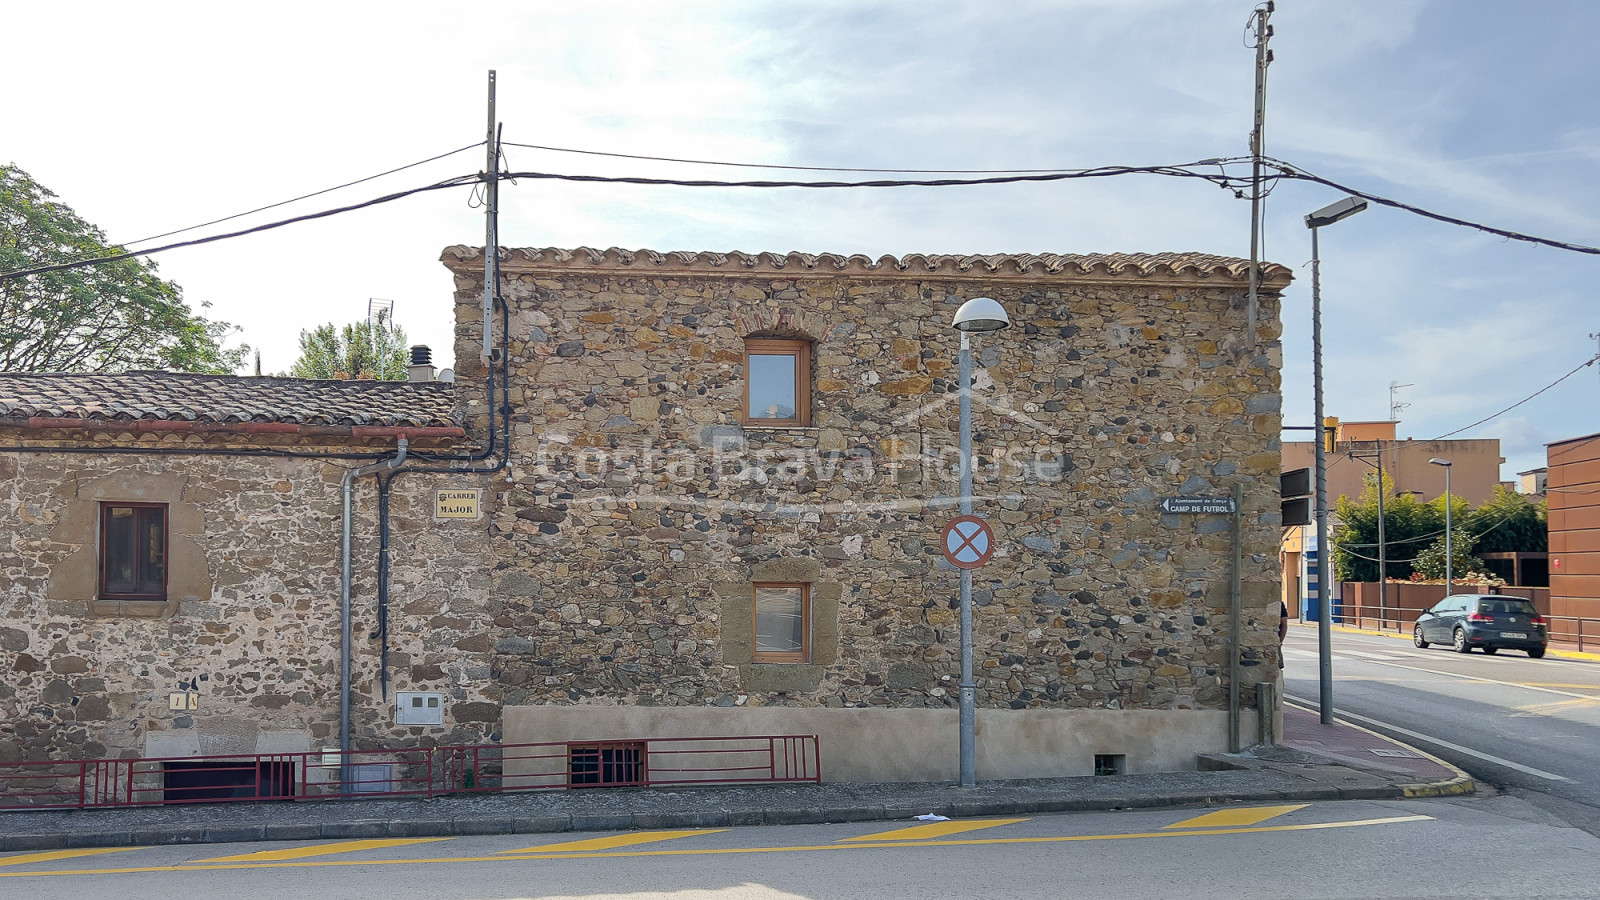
[
  {"x1": 753, "y1": 582, "x2": 810, "y2": 663},
  {"x1": 99, "y1": 503, "x2": 168, "y2": 601},
  {"x1": 744, "y1": 339, "x2": 811, "y2": 426}
]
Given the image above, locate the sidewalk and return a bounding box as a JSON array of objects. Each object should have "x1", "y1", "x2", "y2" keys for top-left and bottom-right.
[{"x1": 0, "y1": 709, "x2": 1473, "y2": 852}]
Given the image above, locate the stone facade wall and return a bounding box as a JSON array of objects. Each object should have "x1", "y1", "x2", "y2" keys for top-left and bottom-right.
[
  {"x1": 444, "y1": 248, "x2": 1290, "y2": 767},
  {"x1": 0, "y1": 438, "x2": 495, "y2": 764}
]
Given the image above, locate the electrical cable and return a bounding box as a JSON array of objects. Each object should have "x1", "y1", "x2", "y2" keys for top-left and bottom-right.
[
  {"x1": 498, "y1": 141, "x2": 1256, "y2": 175},
  {"x1": 1430, "y1": 354, "x2": 1599, "y2": 440},
  {"x1": 0, "y1": 175, "x2": 480, "y2": 282},
  {"x1": 115, "y1": 142, "x2": 486, "y2": 250},
  {"x1": 1265, "y1": 158, "x2": 1600, "y2": 256},
  {"x1": 495, "y1": 164, "x2": 1252, "y2": 191}
]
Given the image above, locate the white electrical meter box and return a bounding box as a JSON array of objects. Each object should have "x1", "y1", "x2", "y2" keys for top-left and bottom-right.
[{"x1": 395, "y1": 691, "x2": 445, "y2": 726}]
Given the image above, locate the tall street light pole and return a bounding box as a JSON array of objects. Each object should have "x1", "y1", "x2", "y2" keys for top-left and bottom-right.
[
  {"x1": 951, "y1": 296, "x2": 1009, "y2": 788},
  {"x1": 1305, "y1": 195, "x2": 1367, "y2": 725},
  {"x1": 1431, "y1": 458, "x2": 1454, "y2": 597}
]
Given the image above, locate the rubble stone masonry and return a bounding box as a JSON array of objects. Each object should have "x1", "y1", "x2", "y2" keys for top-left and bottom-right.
[
  {"x1": 444, "y1": 247, "x2": 1292, "y2": 778},
  {"x1": 0, "y1": 437, "x2": 495, "y2": 765}
]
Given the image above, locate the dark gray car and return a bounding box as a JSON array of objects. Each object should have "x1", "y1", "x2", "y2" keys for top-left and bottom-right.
[{"x1": 1413, "y1": 593, "x2": 1548, "y2": 657}]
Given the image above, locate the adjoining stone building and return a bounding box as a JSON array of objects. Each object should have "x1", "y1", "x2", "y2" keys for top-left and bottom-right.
[
  {"x1": 0, "y1": 246, "x2": 1292, "y2": 783},
  {"x1": 0, "y1": 374, "x2": 496, "y2": 764},
  {"x1": 443, "y1": 246, "x2": 1293, "y2": 780}
]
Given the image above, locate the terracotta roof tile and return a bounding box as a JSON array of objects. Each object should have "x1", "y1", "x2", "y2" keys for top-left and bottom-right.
[
  {"x1": 442, "y1": 246, "x2": 1294, "y2": 286},
  {"x1": 0, "y1": 372, "x2": 458, "y2": 428}
]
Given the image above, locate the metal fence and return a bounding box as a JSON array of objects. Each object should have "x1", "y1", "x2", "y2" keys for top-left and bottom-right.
[{"x1": 0, "y1": 733, "x2": 821, "y2": 811}]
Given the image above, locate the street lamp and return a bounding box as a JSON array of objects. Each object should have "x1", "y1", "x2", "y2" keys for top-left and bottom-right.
[
  {"x1": 1430, "y1": 458, "x2": 1454, "y2": 598},
  {"x1": 951, "y1": 296, "x2": 1009, "y2": 787},
  {"x1": 1305, "y1": 195, "x2": 1366, "y2": 726}
]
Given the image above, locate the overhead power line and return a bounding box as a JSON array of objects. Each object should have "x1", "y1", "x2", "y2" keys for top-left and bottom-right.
[
  {"x1": 1430, "y1": 354, "x2": 1599, "y2": 439},
  {"x1": 1266, "y1": 158, "x2": 1600, "y2": 256},
  {"x1": 0, "y1": 176, "x2": 477, "y2": 282},
  {"x1": 117, "y1": 142, "x2": 487, "y2": 250},
  {"x1": 499, "y1": 141, "x2": 1252, "y2": 175},
  {"x1": 496, "y1": 163, "x2": 1253, "y2": 191}
]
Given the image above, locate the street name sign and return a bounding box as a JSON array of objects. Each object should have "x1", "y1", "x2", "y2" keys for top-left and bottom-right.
[{"x1": 1158, "y1": 497, "x2": 1237, "y2": 515}]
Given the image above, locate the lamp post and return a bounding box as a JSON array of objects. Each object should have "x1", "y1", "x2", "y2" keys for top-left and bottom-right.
[
  {"x1": 1430, "y1": 458, "x2": 1454, "y2": 597},
  {"x1": 951, "y1": 296, "x2": 1009, "y2": 787},
  {"x1": 1305, "y1": 195, "x2": 1366, "y2": 726}
]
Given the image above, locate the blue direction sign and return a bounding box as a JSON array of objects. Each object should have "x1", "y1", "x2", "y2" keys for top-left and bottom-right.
[{"x1": 941, "y1": 515, "x2": 995, "y2": 569}]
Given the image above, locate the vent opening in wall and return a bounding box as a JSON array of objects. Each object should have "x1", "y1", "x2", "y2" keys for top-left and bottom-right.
[
  {"x1": 1094, "y1": 754, "x2": 1126, "y2": 776},
  {"x1": 569, "y1": 741, "x2": 646, "y2": 786},
  {"x1": 396, "y1": 691, "x2": 444, "y2": 726}
]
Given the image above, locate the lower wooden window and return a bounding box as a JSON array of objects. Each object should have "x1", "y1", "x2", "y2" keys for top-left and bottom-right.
[
  {"x1": 100, "y1": 503, "x2": 168, "y2": 600},
  {"x1": 753, "y1": 583, "x2": 810, "y2": 662}
]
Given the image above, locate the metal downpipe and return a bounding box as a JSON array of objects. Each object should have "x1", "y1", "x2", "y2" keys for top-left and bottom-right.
[{"x1": 340, "y1": 439, "x2": 409, "y2": 758}]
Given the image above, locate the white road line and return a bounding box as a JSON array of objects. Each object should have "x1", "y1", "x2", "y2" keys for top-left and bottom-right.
[
  {"x1": 1285, "y1": 699, "x2": 1573, "y2": 783},
  {"x1": 1320, "y1": 657, "x2": 1600, "y2": 703}
]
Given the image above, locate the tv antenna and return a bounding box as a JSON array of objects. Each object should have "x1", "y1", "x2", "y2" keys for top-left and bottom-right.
[{"x1": 1389, "y1": 381, "x2": 1413, "y2": 423}]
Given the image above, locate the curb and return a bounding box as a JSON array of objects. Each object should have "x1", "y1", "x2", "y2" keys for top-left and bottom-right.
[
  {"x1": 1282, "y1": 698, "x2": 1475, "y2": 798},
  {"x1": 0, "y1": 784, "x2": 1373, "y2": 852}
]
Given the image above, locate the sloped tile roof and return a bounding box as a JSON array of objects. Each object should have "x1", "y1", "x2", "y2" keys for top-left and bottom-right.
[
  {"x1": 442, "y1": 246, "x2": 1294, "y2": 285},
  {"x1": 0, "y1": 372, "x2": 458, "y2": 427}
]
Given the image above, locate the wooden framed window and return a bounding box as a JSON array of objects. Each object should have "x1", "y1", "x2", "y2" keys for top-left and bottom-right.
[
  {"x1": 743, "y1": 339, "x2": 811, "y2": 426},
  {"x1": 753, "y1": 583, "x2": 810, "y2": 663},
  {"x1": 99, "y1": 503, "x2": 168, "y2": 601}
]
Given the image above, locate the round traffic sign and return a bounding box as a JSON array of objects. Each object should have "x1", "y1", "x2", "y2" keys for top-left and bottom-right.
[{"x1": 940, "y1": 515, "x2": 995, "y2": 569}]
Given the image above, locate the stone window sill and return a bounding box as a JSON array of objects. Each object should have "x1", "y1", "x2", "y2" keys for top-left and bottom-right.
[{"x1": 88, "y1": 598, "x2": 176, "y2": 618}]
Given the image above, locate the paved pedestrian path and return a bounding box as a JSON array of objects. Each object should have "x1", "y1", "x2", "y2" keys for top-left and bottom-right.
[{"x1": 0, "y1": 707, "x2": 1472, "y2": 852}]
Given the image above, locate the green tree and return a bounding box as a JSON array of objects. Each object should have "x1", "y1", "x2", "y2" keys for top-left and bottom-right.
[
  {"x1": 1413, "y1": 527, "x2": 1486, "y2": 581},
  {"x1": 1330, "y1": 472, "x2": 1441, "y2": 583},
  {"x1": 287, "y1": 313, "x2": 408, "y2": 380},
  {"x1": 1466, "y1": 485, "x2": 1547, "y2": 554},
  {"x1": 0, "y1": 163, "x2": 246, "y2": 373}
]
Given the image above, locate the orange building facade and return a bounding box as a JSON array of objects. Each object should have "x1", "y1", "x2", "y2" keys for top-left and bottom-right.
[{"x1": 1548, "y1": 433, "x2": 1600, "y2": 620}]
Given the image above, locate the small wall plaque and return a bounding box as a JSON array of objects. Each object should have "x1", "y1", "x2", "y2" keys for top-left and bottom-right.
[{"x1": 436, "y1": 489, "x2": 481, "y2": 519}]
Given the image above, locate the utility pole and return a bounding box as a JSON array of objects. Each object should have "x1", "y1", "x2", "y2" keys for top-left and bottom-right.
[
  {"x1": 1245, "y1": 2, "x2": 1275, "y2": 347},
  {"x1": 483, "y1": 71, "x2": 500, "y2": 362},
  {"x1": 1348, "y1": 443, "x2": 1389, "y2": 628}
]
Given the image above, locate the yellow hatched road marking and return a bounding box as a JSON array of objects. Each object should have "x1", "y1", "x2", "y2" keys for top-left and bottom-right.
[
  {"x1": 840, "y1": 818, "x2": 1028, "y2": 842},
  {"x1": 0, "y1": 814, "x2": 1434, "y2": 878},
  {"x1": 1164, "y1": 804, "x2": 1308, "y2": 830},
  {"x1": 0, "y1": 847, "x2": 143, "y2": 867},
  {"x1": 503, "y1": 829, "x2": 726, "y2": 854},
  {"x1": 199, "y1": 838, "x2": 452, "y2": 862}
]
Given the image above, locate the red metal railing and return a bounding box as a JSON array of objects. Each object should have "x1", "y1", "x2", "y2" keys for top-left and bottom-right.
[{"x1": 0, "y1": 734, "x2": 820, "y2": 811}]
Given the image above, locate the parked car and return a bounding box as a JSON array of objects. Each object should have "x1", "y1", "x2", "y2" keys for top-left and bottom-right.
[{"x1": 1413, "y1": 594, "x2": 1548, "y2": 657}]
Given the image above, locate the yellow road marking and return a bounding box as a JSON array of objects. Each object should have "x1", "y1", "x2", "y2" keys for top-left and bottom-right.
[
  {"x1": 199, "y1": 838, "x2": 452, "y2": 862},
  {"x1": 0, "y1": 847, "x2": 143, "y2": 867},
  {"x1": 503, "y1": 829, "x2": 726, "y2": 854},
  {"x1": 1511, "y1": 697, "x2": 1599, "y2": 716},
  {"x1": 1519, "y1": 683, "x2": 1600, "y2": 691},
  {"x1": 1163, "y1": 804, "x2": 1307, "y2": 829},
  {"x1": 0, "y1": 814, "x2": 1433, "y2": 878},
  {"x1": 840, "y1": 818, "x2": 1027, "y2": 842}
]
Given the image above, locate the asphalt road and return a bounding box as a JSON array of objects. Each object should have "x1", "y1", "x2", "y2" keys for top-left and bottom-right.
[
  {"x1": 1283, "y1": 623, "x2": 1600, "y2": 837},
  {"x1": 3, "y1": 798, "x2": 1598, "y2": 899}
]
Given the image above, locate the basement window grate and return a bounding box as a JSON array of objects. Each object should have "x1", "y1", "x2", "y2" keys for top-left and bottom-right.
[
  {"x1": 569, "y1": 742, "x2": 646, "y2": 786},
  {"x1": 1094, "y1": 754, "x2": 1126, "y2": 776}
]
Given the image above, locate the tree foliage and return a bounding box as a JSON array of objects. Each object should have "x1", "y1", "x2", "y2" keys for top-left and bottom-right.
[
  {"x1": 0, "y1": 163, "x2": 246, "y2": 373},
  {"x1": 1330, "y1": 473, "x2": 1543, "y2": 583},
  {"x1": 287, "y1": 314, "x2": 408, "y2": 380}
]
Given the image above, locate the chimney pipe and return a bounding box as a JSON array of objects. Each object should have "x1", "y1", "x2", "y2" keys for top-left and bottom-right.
[{"x1": 408, "y1": 345, "x2": 436, "y2": 383}]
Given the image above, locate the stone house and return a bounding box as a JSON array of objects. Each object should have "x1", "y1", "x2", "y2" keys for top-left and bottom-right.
[
  {"x1": 443, "y1": 246, "x2": 1292, "y2": 780},
  {"x1": 1, "y1": 246, "x2": 1293, "y2": 784},
  {"x1": 0, "y1": 374, "x2": 495, "y2": 764}
]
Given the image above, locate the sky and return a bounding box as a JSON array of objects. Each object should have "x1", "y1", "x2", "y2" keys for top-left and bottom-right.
[{"x1": 3, "y1": 0, "x2": 1597, "y2": 482}]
